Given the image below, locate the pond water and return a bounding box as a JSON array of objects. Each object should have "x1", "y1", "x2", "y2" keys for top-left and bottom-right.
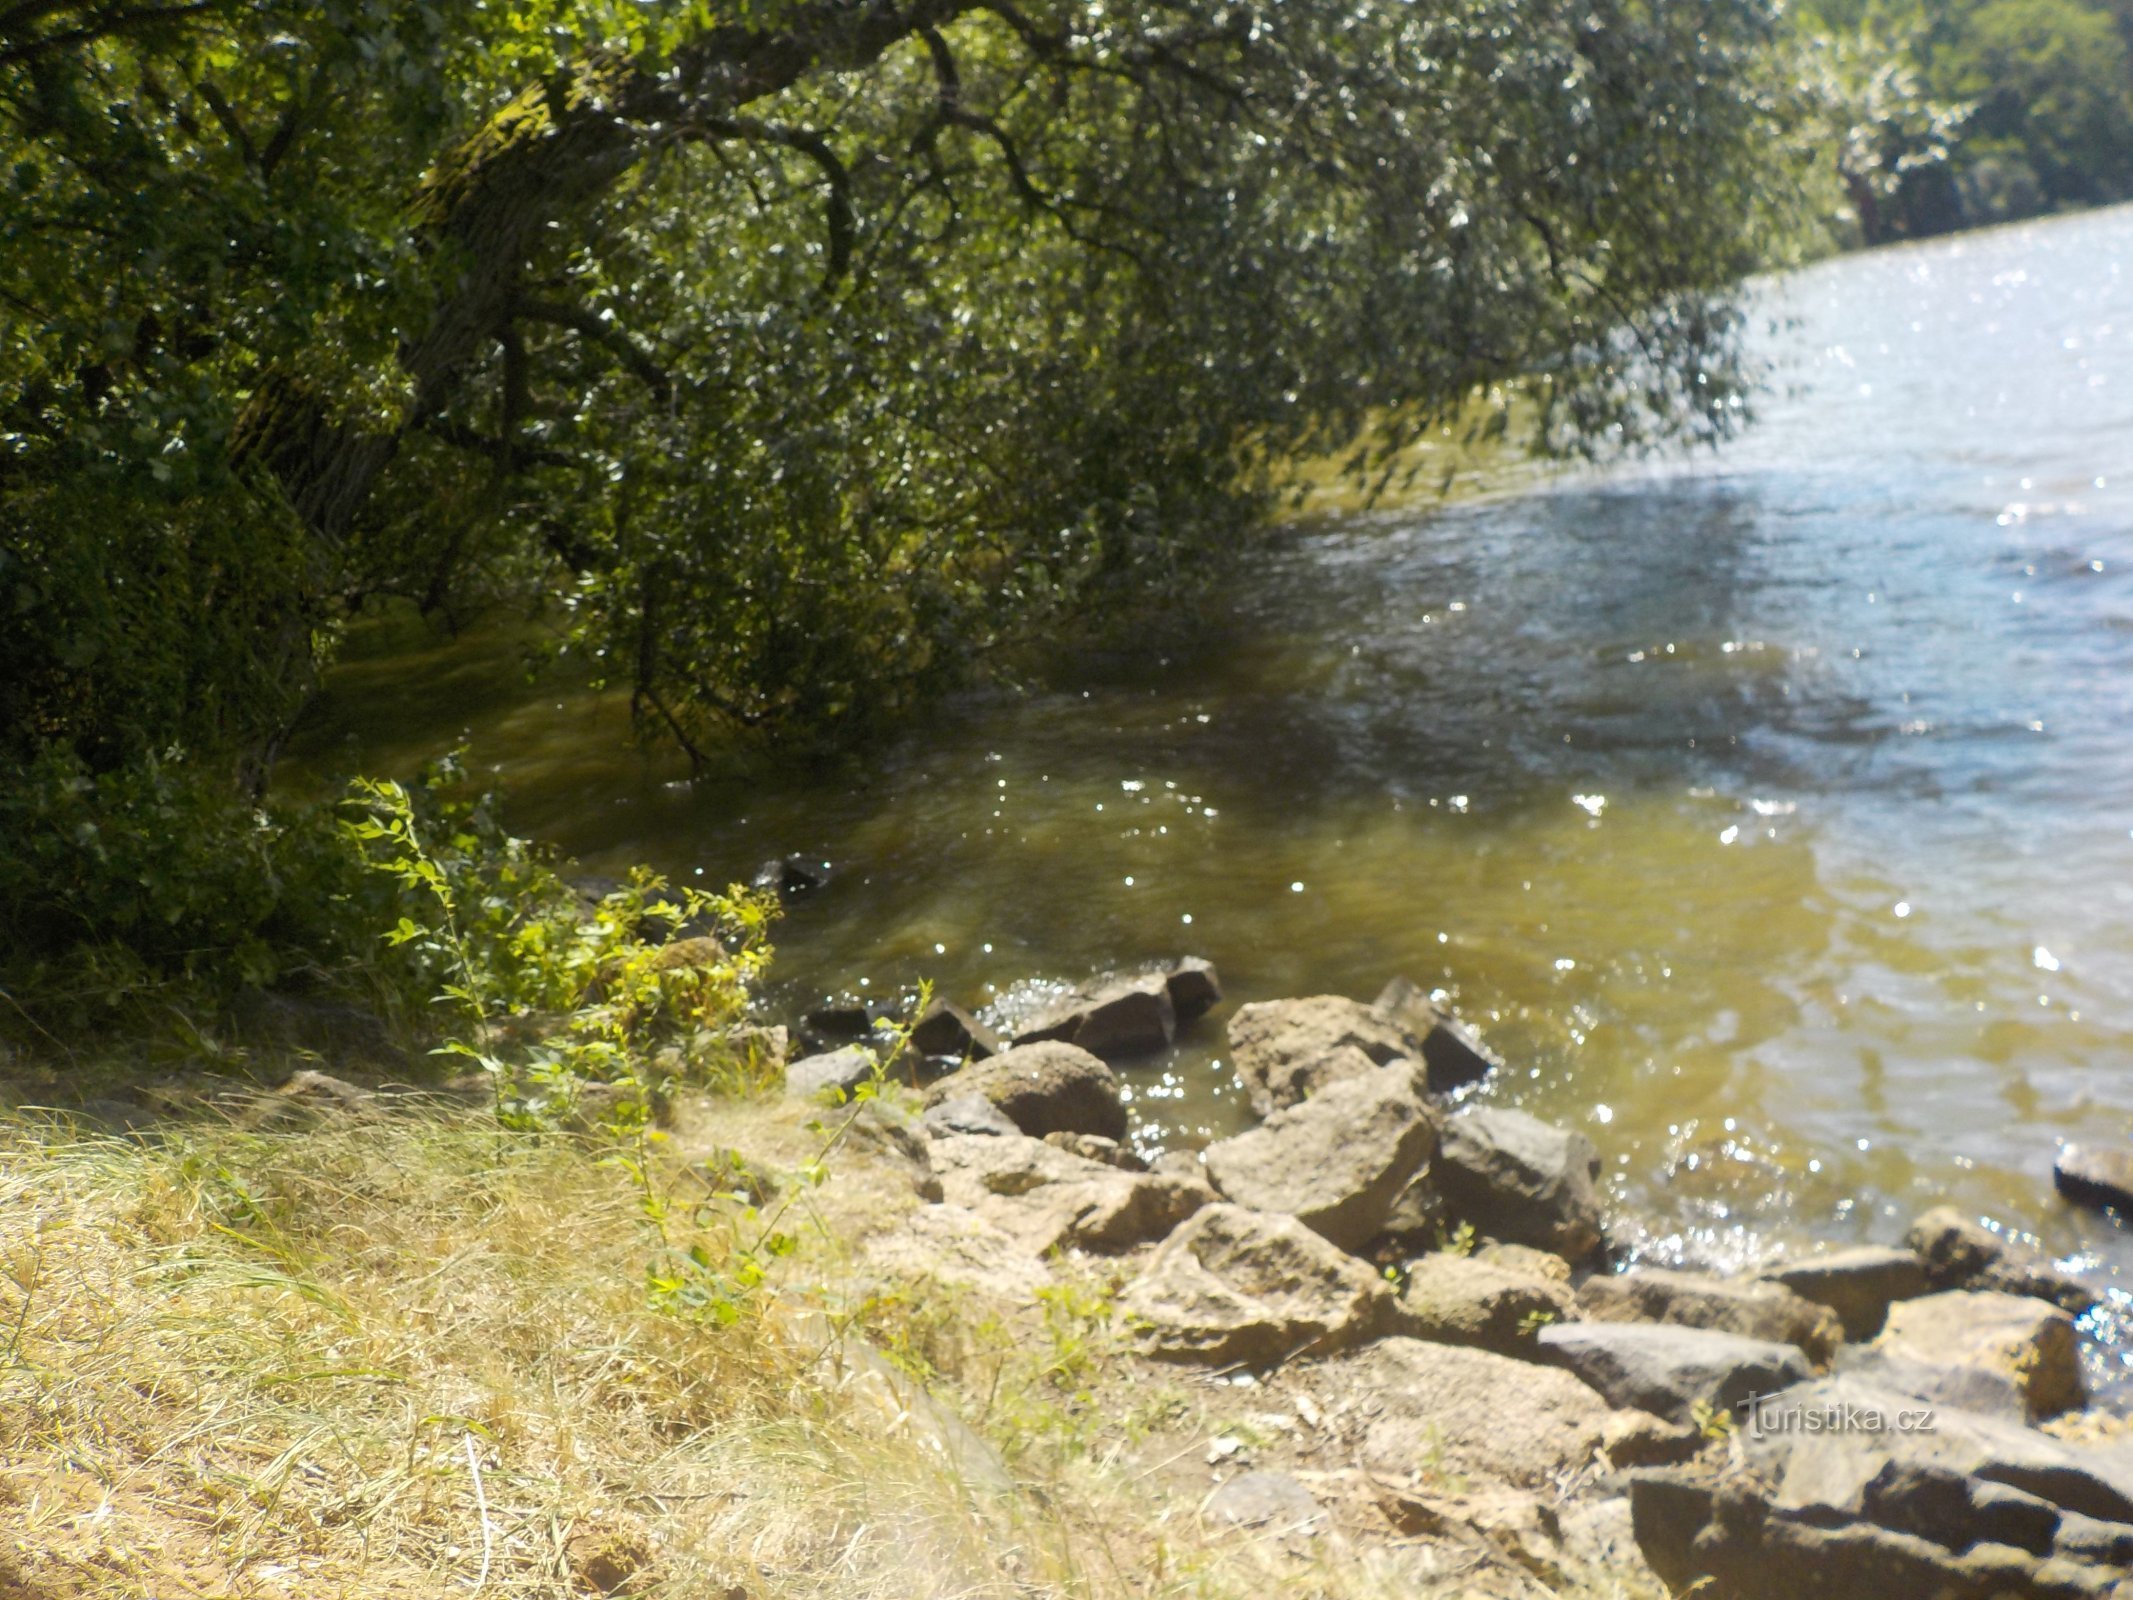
[{"x1": 291, "y1": 204, "x2": 2133, "y2": 1364}]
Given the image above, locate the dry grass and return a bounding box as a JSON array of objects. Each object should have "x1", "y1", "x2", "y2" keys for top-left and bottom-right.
[{"x1": 0, "y1": 1092, "x2": 1656, "y2": 1600}]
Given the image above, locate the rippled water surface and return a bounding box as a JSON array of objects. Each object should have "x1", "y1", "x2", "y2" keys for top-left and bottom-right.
[{"x1": 295, "y1": 207, "x2": 2133, "y2": 1333}]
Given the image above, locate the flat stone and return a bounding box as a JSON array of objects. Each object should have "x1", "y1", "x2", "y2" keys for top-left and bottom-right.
[
  {"x1": 1905, "y1": 1206, "x2": 2095, "y2": 1314},
  {"x1": 1324, "y1": 1337, "x2": 1678, "y2": 1489},
  {"x1": 1539, "y1": 1320, "x2": 1811, "y2": 1425},
  {"x1": 1872, "y1": 1291, "x2": 2084, "y2": 1421},
  {"x1": 1203, "y1": 1470, "x2": 1320, "y2": 1530},
  {"x1": 1397, "y1": 1251, "x2": 1578, "y2": 1355},
  {"x1": 783, "y1": 1045, "x2": 880, "y2": 1101},
  {"x1": 2055, "y1": 1145, "x2": 2133, "y2": 1214},
  {"x1": 1202, "y1": 1063, "x2": 1437, "y2": 1251},
  {"x1": 1434, "y1": 1106, "x2": 1607, "y2": 1264},
  {"x1": 923, "y1": 1041, "x2": 1127, "y2": 1140},
  {"x1": 922, "y1": 1093, "x2": 1020, "y2": 1139},
  {"x1": 927, "y1": 1132, "x2": 1203, "y2": 1253},
  {"x1": 1121, "y1": 1204, "x2": 1394, "y2": 1366},
  {"x1": 907, "y1": 999, "x2": 1002, "y2": 1062},
  {"x1": 1578, "y1": 1267, "x2": 1842, "y2": 1364},
  {"x1": 1225, "y1": 996, "x2": 1422, "y2": 1116},
  {"x1": 1760, "y1": 1246, "x2": 1931, "y2": 1340}
]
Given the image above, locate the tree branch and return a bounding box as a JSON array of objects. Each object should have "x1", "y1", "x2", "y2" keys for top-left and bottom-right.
[{"x1": 511, "y1": 296, "x2": 672, "y2": 402}]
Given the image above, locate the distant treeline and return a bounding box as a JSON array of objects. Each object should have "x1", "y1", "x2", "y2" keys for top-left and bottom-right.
[{"x1": 1799, "y1": 0, "x2": 2133, "y2": 243}]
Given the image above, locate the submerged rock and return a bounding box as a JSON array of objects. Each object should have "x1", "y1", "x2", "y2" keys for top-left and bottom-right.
[
  {"x1": 923, "y1": 1040, "x2": 1127, "y2": 1141},
  {"x1": 1373, "y1": 975, "x2": 1502, "y2": 1093},
  {"x1": 1121, "y1": 1203, "x2": 1394, "y2": 1366},
  {"x1": 1017, "y1": 971, "x2": 1177, "y2": 1059},
  {"x1": 1434, "y1": 1106, "x2": 1607, "y2": 1264},
  {"x1": 1202, "y1": 1062, "x2": 1437, "y2": 1251}
]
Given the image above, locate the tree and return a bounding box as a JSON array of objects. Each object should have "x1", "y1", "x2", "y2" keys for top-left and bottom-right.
[{"x1": 3, "y1": 0, "x2": 1799, "y2": 770}]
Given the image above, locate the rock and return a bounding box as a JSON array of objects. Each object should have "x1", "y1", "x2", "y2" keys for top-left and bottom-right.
[
  {"x1": 1120, "y1": 1204, "x2": 1394, "y2": 1366},
  {"x1": 1225, "y1": 996, "x2": 1421, "y2": 1115},
  {"x1": 1475, "y1": 1241, "x2": 1574, "y2": 1282},
  {"x1": 1373, "y1": 975, "x2": 1503, "y2": 1093},
  {"x1": 1578, "y1": 1267, "x2": 1842, "y2": 1365},
  {"x1": 1760, "y1": 1246, "x2": 1931, "y2": 1340},
  {"x1": 1367, "y1": 1482, "x2": 1568, "y2": 1582},
  {"x1": 922, "y1": 1093, "x2": 1020, "y2": 1139},
  {"x1": 784, "y1": 1045, "x2": 880, "y2": 1101},
  {"x1": 840, "y1": 1098, "x2": 941, "y2": 1199},
  {"x1": 1374, "y1": 1172, "x2": 1447, "y2": 1252},
  {"x1": 2055, "y1": 1145, "x2": 2133, "y2": 1215},
  {"x1": 1043, "y1": 1131, "x2": 1147, "y2": 1171},
  {"x1": 1202, "y1": 1063, "x2": 1438, "y2": 1251},
  {"x1": 1327, "y1": 1337, "x2": 1680, "y2": 1489},
  {"x1": 1434, "y1": 1106, "x2": 1607, "y2": 1264},
  {"x1": 752, "y1": 855, "x2": 828, "y2": 897},
  {"x1": 1870, "y1": 1291, "x2": 2084, "y2": 1421},
  {"x1": 1633, "y1": 1373, "x2": 2133, "y2": 1600},
  {"x1": 1018, "y1": 972, "x2": 1176, "y2": 1059},
  {"x1": 1538, "y1": 1321, "x2": 1812, "y2": 1425},
  {"x1": 1905, "y1": 1207, "x2": 2095, "y2": 1314},
  {"x1": 908, "y1": 999, "x2": 1002, "y2": 1062},
  {"x1": 645, "y1": 934, "x2": 725, "y2": 971},
  {"x1": 1165, "y1": 957, "x2": 1223, "y2": 1025},
  {"x1": 1396, "y1": 1251, "x2": 1578, "y2": 1355},
  {"x1": 241, "y1": 1069, "x2": 380, "y2": 1129},
  {"x1": 923, "y1": 1041, "x2": 1127, "y2": 1140},
  {"x1": 927, "y1": 1133, "x2": 1201, "y2": 1253},
  {"x1": 1204, "y1": 1470, "x2": 1321, "y2": 1531}
]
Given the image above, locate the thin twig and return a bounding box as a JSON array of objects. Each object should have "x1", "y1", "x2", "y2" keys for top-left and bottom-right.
[{"x1": 462, "y1": 1433, "x2": 493, "y2": 1590}]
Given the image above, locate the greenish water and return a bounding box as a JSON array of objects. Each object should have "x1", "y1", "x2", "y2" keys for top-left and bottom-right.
[{"x1": 290, "y1": 206, "x2": 2133, "y2": 1362}]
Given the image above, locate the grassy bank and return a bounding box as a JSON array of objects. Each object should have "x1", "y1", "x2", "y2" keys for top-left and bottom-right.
[{"x1": 0, "y1": 1087, "x2": 1656, "y2": 1599}]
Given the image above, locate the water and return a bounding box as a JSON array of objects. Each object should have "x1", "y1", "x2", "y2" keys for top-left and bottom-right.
[{"x1": 291, "y1": 206, "x2": 2133, "y2": 1343}]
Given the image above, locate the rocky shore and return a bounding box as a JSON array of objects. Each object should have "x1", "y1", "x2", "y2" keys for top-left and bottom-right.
[{"x1": 781, "y1": 960, "x2": 2133, "y2": 1600}]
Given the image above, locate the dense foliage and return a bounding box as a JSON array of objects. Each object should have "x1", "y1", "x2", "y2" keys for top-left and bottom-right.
[{"x1": 1796, "y1": 0, "x2": 2133, "y2": 243}]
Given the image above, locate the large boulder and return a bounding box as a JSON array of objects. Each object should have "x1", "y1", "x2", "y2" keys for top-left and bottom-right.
[
  {"x1": 1759, "y1": 1246, "x2": 1931, "y2": 1341},
  {"x1": 1018, "y1": 972, "x2": 1176, "y2": 1059},
  {"x1": 1868, "y1": 1291, "x2": 2084, "y2": 1422},
  {"x1": 1434, "y1": 1106, "x2": 1607, "y2": 1264},
  {"x1": 1905, "y1": 1207, "x2": 2095, "y2": 1314},
  {"x1": 1201, "y1": 1063, "x2": 1438, "y2": 1251},
  {"x1": 1225, "y1": 996, "x2": 1421, "y2": 1116},
  {"x1": 2054, "y1": 1145, "x2": 2133, "y2": 1215},
  {"x1": 923, "y1": 1041, "x2": 1127, "y2": 1140},
  {"x1": 1320, "y1": 1338, "x2": 1692, "y2": 1488},
  {"x1": 1396, "y1": 1251, "x2": 1579, "y2": 1355},
  {"x1": 1373, "y1": 975, "x2": 1503, "y2": 1093},
  {"x1": 928, "y1": 1132, "x2": 1204, "y2": 1254},
  {"x1": 1120, "y1": 1204, "x2": 1393, "y2": 1366},
  {"x1": 1539, "y1": 1321, "x2": 1812, "y2": 1426},
  {"x1": 1631, "y1": 1374, "x2": 2133, "y2": 1600},
  {"x1": 1578, "y1": 1267, "x2": 1842, "y2": 1365}
]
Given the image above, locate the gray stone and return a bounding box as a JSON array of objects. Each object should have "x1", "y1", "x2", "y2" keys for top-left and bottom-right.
[
  {"x1": 1539, "y1": 1320, "x2": 1811, "y2": 1425},
  {"x1": 1120, "y1": 1204, "x2": 1394, "y2": 1366},
  {"x1": 839, "y1": 1098, "x2": 941, "y2": 1199},
  {"x1": 927, "y1": 1133, "x2": 1202, "y2": 1253},
  {"x1": 1474, "y1": 1241, "x2": 1573, "y2": 1282},
  {"x1": 1203, "y1": 1470, "x2": 1320, "y2": 1530},
  {"x1": 922, "y1": 1092, "x2": 1020, "y2": 1139},
  {"x1": 1434, "y1": 1106, "x2": 1607, "y2": 1264},
  {"x1": 1375, "y1": 1171, "x2": 1447, "y2": 1251},
  {"x1": 1578, "y1": 1267, "x2": 1842, "y2": 1364},
  {"x1": 2055, "y1": 1145, "x2": 2133, "y2": 1215},
  {"x1": 863, "y1": 1204, "x2": 1053, "y2": 1300},
  {"x1": 1760, "y1": 1246, "x2": 1930, "y2": 1340},
  {"x1": 798, "y1": 1004, "x2": 875, "y2": 1053},
  {"x1": 1225, "y1": 996, "x2": 1422, "y2": 1116},
  {"x1": 923, "y1": 1041, "x2": 1127, "y2": 1140},
  {"x1": 1906, "y1": 1206, "x2": 2096, "y2": 1314},
  {"x1": 1165, "y1": 957, "x2": 1223, "y2": 1025},
  {"x1": 1374, "y1": 975, "x2": 1502, "y2": 1094},
  {"x1": 1396, "y1": 1251, "x2": 1578, "y2": 1355},
  {"x1": 1325, "y1": 1337, "x2": 1683, "y2": 1489},
  {"x1": 908, "y1": 999, "x2": 1002, "y2": 1061},
  {"x1": 784, "y1": 1045, "x2": 879, "y2": 1101},
  {"x1": 1871, "y1": 1291, "x2": 2084, "y2": 1421},
  {"x1": 1018, "y1": 972, "x2": 1176, "y2": 1059},
  {"x1": 1042, "y1": 1131, "x2": 1146, "y2": 1170},
  {"x1": 1202, "y1": 1063, "x2": 1437, "y2": 1251}
]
